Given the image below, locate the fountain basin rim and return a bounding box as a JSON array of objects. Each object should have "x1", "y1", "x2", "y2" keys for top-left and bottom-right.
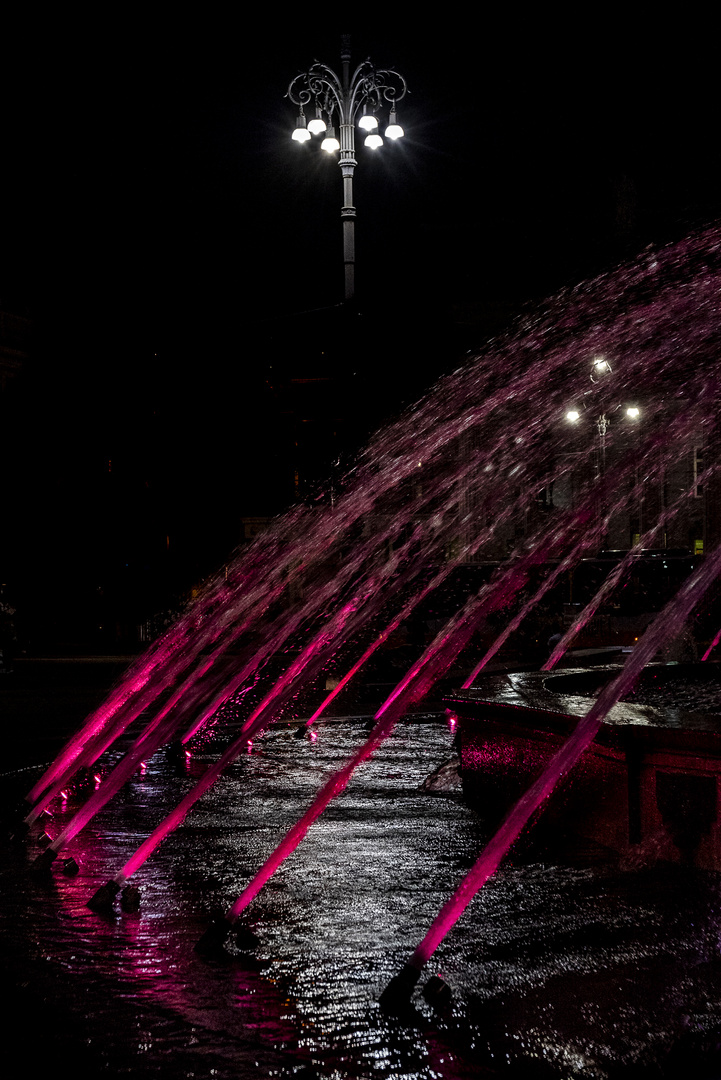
[{"x1": 446, "y1": 662, "x2": 721, "y2": 750}]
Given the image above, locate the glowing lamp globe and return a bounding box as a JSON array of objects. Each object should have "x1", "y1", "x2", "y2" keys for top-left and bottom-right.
[
  {"x1": 292, "y1": 114, "x2": 311, "y2": 142},
  {"x1": 358, "y1": 112, "x2": 378, "y2": 131},
  {"x1": 385, "y1": 110, "x2": 404, "y2": 139},
  {"x1": 321, "y1": 131, "x2": 340, "y2": 152},
  {"x1": 364, "y1": 133, "x2": 383, "y2": 150}
]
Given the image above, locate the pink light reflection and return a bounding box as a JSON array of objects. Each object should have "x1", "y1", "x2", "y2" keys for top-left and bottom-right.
[
  {"x1": 223, "y1": 555, "x2": 549, "y2": 921},
  {"x1": 113, "y1": 588, "x2": 383, "y2": 884}
]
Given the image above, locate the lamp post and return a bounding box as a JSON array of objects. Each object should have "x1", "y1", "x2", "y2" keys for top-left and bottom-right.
[
  {"x1": 288, "y1": 35, "x2": 408, "y2": 302},
  {"x1": 566, "y1": 366, "x2": 642, "y2": 545}
]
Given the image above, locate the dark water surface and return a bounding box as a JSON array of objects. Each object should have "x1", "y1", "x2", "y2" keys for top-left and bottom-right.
[{"x1": 4, "y1": 711, "x2": 721, "y2": 1078}]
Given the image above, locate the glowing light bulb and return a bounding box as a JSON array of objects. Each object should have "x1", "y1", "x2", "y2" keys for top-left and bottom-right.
[
  {"x1": 358, "y1": 112, "x2": 378, "y2": 131},
  {"x1": 591, "y1": 356, "x2": 612, "y2": 379},
  {"x1": 385, "y1": 109, "x2": 404, "y2": 139},
  {"x1": 292, "y1": 114, "x2": 311, "y2": 142},
  {"x1": 321, "y1": 132, "x2": 340, "y2": 152}
]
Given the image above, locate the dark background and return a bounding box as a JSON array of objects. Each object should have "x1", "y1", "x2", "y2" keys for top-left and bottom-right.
[{"x1": 2, "y1": 17, "x2": 719, "y2": 649}]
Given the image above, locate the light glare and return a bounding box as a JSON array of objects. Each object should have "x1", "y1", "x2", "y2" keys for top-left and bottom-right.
[
  {"x1": 321, "y1": 133, "x2": 340, "y2": 152},
  {"x1": 385, "y1": 109, "x2": 404, "y2": 139}
]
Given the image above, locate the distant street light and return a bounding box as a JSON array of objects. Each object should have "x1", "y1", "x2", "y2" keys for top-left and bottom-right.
[
  {"x1": 564, "y1": 359, "x2": 643, "y2": 474},
  {"x1": 564, "y1": 365, "x2": 651, "y2": 546},
  {"x1": 287, "y1": 34, "x2": 408, "y2": 302},
  {"x1": 590, "y1": 357, "x2": 612, "y2": 381}
]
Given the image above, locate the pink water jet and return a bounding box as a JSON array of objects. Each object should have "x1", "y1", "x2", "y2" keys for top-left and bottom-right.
[
  {"x1": 701, "y1": 625, "x2": 721, "y2": 661},
  {"x1": 394, "y1": 541, "x2": 721, "y2": 991},
  {"x1": 26, "y1": 227, "x2": 720, "y2": 999}
]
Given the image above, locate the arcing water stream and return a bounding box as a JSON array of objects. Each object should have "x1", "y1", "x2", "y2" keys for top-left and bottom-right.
[{"x1": 14, "y1": 225, "x2": 721, "y2": 1075}]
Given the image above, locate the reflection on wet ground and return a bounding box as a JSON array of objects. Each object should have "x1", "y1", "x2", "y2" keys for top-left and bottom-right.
[{"x1": 4, "y1": 711, "x2": 721, "y2": 1078}]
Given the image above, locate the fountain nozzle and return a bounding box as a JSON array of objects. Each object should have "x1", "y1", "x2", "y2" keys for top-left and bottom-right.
[
  {"x1": 195, "y1": 914, "x2": 233, "y2": 957},
  {"x1": 378, "y1": 962, "x2": 422, "y2": 1012},
  {"x1": 422, "y1": 974, "x2": 453, "y2": 1010},
  {"x1": 121, "y1": 885, "x2": 141, "y2": 912},
  {"x1": 87, "y1": 879, "x2": 121, "y2": 912},
  {"x1": 234, "y1": 922, "x2": 260, "y2": 951},
  {"x1": 30, "y1": 847, "x2": 58, "y2": 874}
]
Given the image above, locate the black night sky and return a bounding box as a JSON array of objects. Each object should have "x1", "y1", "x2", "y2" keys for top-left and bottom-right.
[{"x1": 2, "y1": 17, "x2": 719, "y2": 647}]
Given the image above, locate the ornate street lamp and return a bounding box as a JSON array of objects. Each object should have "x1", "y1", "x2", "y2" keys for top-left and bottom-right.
[{"x1": 287, "y1": 35, "x2": 408, "y2": 302}]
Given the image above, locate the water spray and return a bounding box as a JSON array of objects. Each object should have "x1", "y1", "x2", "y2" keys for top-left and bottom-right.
[
  {"x1": 543, "y1": 459, "x2": 721, "y2": 672},
  {"x1": 195, "y1": 523, "x2": 600, "y2": 946},
  {"x1": 381, "y1": 540, "x2": 721, "y2": 1006},
  {"x1": 84, "y1": 562, "x2": 421, "y2": 906}
]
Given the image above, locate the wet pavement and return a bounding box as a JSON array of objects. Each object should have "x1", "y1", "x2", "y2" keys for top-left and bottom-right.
[{"x1": 2, "y1": 659, "x2": 721, "y2": 1078}]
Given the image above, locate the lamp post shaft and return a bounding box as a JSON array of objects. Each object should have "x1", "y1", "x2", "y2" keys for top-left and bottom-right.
[
  {"x1": 339, "y1": 34, "x2": 356, "y2": 300},
  {"x1": 340, "y1": 123, "x2": 357, "y2": 301}
]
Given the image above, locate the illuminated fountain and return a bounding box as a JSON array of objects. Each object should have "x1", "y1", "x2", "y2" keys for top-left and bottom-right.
[
  {"x1": 21, "y1": 227, "x2": 721, "y2": 1032},
  {"x1": 449, "y1": 661, "x2": 721, "y2": 871}
]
